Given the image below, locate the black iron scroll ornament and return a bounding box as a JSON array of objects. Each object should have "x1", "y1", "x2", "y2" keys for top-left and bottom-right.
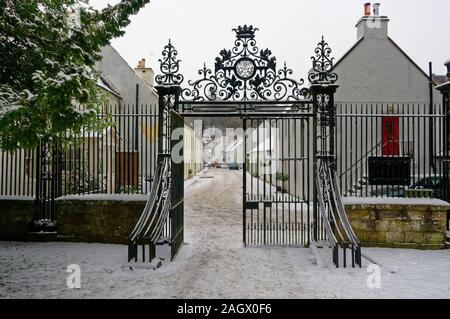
[
  {"x1": 155, "y1": 40, "x2": 184, "y2": 86},
  {"x1": 309, "y1": 36, "x2": 338, "y2": 85},
  {"x1": 156, "y1": 25, "x2": 316, "y2": 102}
]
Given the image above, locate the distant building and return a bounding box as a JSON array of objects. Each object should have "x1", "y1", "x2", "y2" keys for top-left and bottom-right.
[
  {"x1": 96, "y1": 45, "x2": 203, "y2": 182},
  {"x1": 331, "y1": 3, "x2": 445, "y2": 196},
  {"x1": 96, "y1": 45, "x2": 158, "y2": 107},
  {"x1": 333, "y1": 3, "x2": 440, "y2": 103}
]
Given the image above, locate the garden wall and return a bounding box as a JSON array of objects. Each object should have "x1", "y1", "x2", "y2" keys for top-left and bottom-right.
[
  {"x1": 0, "y1": 196, "x2": 35, "y2": 241},
  {"x1": 343, "y1": 197, "x2": 449, "y2": 249},
  {"x1": 0, "y1": 195, "x2": 147, "y2": 244},
  {"x1": 56, "y1": 195, "x2": 147, "y2": 244}
]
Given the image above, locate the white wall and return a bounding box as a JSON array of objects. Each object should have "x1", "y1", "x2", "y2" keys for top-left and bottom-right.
[
  {"x1": 96, "y1": 45, "x2": 158, "y2": 106},
  {"x1": 334, "y1": 17, "x2": 440, "y2": 104}
]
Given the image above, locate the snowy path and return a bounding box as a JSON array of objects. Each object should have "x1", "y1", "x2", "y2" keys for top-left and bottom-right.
[{"x1": 1, "y1": 168, "x2": 450, "y2": 299}]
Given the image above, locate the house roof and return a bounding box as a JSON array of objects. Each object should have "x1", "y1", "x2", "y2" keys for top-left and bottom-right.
[
  {"x1": 332, "y1": 36, "x2": 435, "y2": 85},
  {"x1": 433, "y1": 75, "x2": 448, "y2": 86},
  {"x1": 82, "y1": 126, "x2": 123, "y2": 141},
  {"x1": 100, "y1": 45, "x2": 159, "y2": 98},
  {"x1": 96, "y1": 75, "x2": 122, "y2": 98}
]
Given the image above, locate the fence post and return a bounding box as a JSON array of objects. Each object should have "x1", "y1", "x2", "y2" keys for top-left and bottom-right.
[
  {"x1": 309, "y1": 37, "x2": 339, "y2": 242},
  {"x1": 436, "y1": 60, "x2": 450, "y2": 202},
  {"x1": 154, "y1": 40, "x2": 185, "y2": 260},
  {"x1": 312, "y1": 84, "x2": 339, "y2": 240}
]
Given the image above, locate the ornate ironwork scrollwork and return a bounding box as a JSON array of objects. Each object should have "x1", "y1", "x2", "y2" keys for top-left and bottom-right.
[
  {"x1": 316, "y1": 93, "x2": 333, "y2": 127},
  {"x1": 308, "y1": 37, "x2": 338, "y2": 85},
  {"x1": 155, "y1": 40, "x2": 184, "y2": 86},
  {"x1": 154, "y1": 28, "x2": 340, "y2": 104},
  {"x1": 181, "y1": 25, "x2": 310, "y2": 102}
]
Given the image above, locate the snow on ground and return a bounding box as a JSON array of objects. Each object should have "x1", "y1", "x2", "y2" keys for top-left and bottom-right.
[{"x1": 1, "y1": 168, "x2": 450, "y2": 299}]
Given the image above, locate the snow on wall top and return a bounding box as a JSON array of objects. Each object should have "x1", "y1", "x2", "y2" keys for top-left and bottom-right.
[
  {"x1": 56, "y1": 194, "x2": 149, "y2": 202},
  {"x1": 342, "y1": 197, "x2": 450, "y2": 207},
  {"x1": 0, "y1": 196, "x2": 35, "y2": 201}
]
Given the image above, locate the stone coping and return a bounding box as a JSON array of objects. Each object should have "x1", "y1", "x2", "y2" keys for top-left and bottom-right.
[
  {"x1": 56, "y1": 194, "x2": 149, "y2": 202},
  {"x1": 342, "y1": 197, "x2": 450, "y2": 207},
  {"x1": 0, "y1": 196, "x2": 36, "y2": 201}
]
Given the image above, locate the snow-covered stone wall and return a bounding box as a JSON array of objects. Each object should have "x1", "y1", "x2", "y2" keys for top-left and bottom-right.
[
  {"x1": 0, "y1": 195, "x2": 148, "y2": 243},
  {"x1": 56, "y1": 195, "x2": 147, "y2": 244},
  {"x1": 343, "y1": 197, "x2": 449, "y2": 249}
]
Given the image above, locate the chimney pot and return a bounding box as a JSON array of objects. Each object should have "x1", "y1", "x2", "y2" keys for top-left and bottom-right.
[
  {"x1": 364, "y1": 3, "x2": 372, "y2": 16},
  {"x1": 373, "y1": 3, "x2": 380, "y2": 16},
  {"x1": 137, "y1": 58, "x2": 146, "y2": 69}
]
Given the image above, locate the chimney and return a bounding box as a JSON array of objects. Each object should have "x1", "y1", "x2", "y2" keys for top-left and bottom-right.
[
  {"x1": 136, "y1": 58, "x2": 146, "y2": 69},
  {"x1": 373, "y1": 3, "x2": 380, "y2": 16},
  {"x1": 445, "y1": 59, "x2": 450, "y2": 80},
  {"x1": 134, "y1": 58, "x2": 155, "y2": 87},
  {"x1": 356, "y1": 3, "x2": 390, "y2": 40},
  {"x1": 364, "y1": 3, "x2": 371, "y2": 16}
]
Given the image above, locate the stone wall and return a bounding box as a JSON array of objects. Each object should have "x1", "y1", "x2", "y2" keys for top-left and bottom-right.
[
  {"x1": 56, "y1": 195, "x2": 147, "y2": 244},
  {"x1": 343, "y1": 197, "x2": 449, "y2": 249},
  {"x1": 0, "y1": 197, "x2": 35, "y2": 241},
  {"x1": 0, "y1": 195, "x2": 147, "y2": 244}
]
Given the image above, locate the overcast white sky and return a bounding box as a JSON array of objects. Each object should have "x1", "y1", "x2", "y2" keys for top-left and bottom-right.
[{"x1": 90, "y1": 0, "x2": 450, "y2": 82}]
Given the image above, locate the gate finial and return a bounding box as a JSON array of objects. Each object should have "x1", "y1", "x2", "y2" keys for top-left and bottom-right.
[
  {"x1": 308, "y1": 36, "x2": 338, "y2": 85},
  {"x1": 232, "y1": 25, "x2": 259, "y2": 39},
  {"x1": 155, "y1": 39, "x2": 184, "y2": 86}
]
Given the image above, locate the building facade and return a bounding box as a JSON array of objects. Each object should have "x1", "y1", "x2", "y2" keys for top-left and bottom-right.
[{"x1": 331, "y1": 4, "x2": 444, "y2": 197}]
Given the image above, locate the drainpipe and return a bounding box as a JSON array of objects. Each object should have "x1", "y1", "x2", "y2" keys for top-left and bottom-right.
[
  {"x1": 135, "y1": 84, "x2": 139, "y2": 152},
  {"x1": 429, "y1": 62, "x2": 436, "y2": 174}
]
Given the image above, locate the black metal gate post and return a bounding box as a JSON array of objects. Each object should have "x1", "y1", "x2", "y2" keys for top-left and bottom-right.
[
  {"x1": 170, "y1": 108, "x2": 185, "y2": 260},
  {"x1": 33, "y1": 140, "x2": 60, "y2": 232},
  {"x1": 311, "y1": 84, "x2": 338, "y2": 240},
  {"x1": 309, "y1": 37, "x2": 339, "y2": 242},
  {"x1": 309, "y1": 37, "x2": 362, "y2": 268},
  {"x1": 436, "y1": 60, "x2": 450, "y2": 202},
  {"x1": 155, "y1": 40, "x2": 185, "y2": 261},
  {"x1": 128, "y1": 40, "x2": 185, "y2": 263},
  {"x1": 242, "y1": 117, "x2": 247, "y2": 247}
]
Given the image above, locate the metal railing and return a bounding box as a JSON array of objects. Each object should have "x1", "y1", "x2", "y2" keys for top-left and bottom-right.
[
  {"x1": 0, "y1": 104, "x2": 160, "y2": 198},
  {"x1": 336, "y1": 103, "x2": 447, "y2": 200}
]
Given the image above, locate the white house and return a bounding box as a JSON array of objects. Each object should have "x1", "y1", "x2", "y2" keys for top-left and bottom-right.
[
  {"x1": 331, "y1": 3, "x2": 444, "y2": 196},
  {"x1": 333, "y1": 3, "x2": 441, "y2": 104}
]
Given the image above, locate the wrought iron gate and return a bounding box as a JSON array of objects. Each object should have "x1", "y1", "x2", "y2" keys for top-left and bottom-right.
[
  {"x1": 243, "y1": 115, "x2": 313, "y2": 246},
  {"x1": 128, "y1": 25, "x2": 362, "y2": 267},
  {"x1": 32, "y1": 141, "x2": 61, "y2": 232}
]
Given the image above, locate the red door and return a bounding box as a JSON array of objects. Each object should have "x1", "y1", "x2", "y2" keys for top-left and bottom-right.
[{"x1": 382, "y1": 117, "x2": 399, "y2": 156}]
